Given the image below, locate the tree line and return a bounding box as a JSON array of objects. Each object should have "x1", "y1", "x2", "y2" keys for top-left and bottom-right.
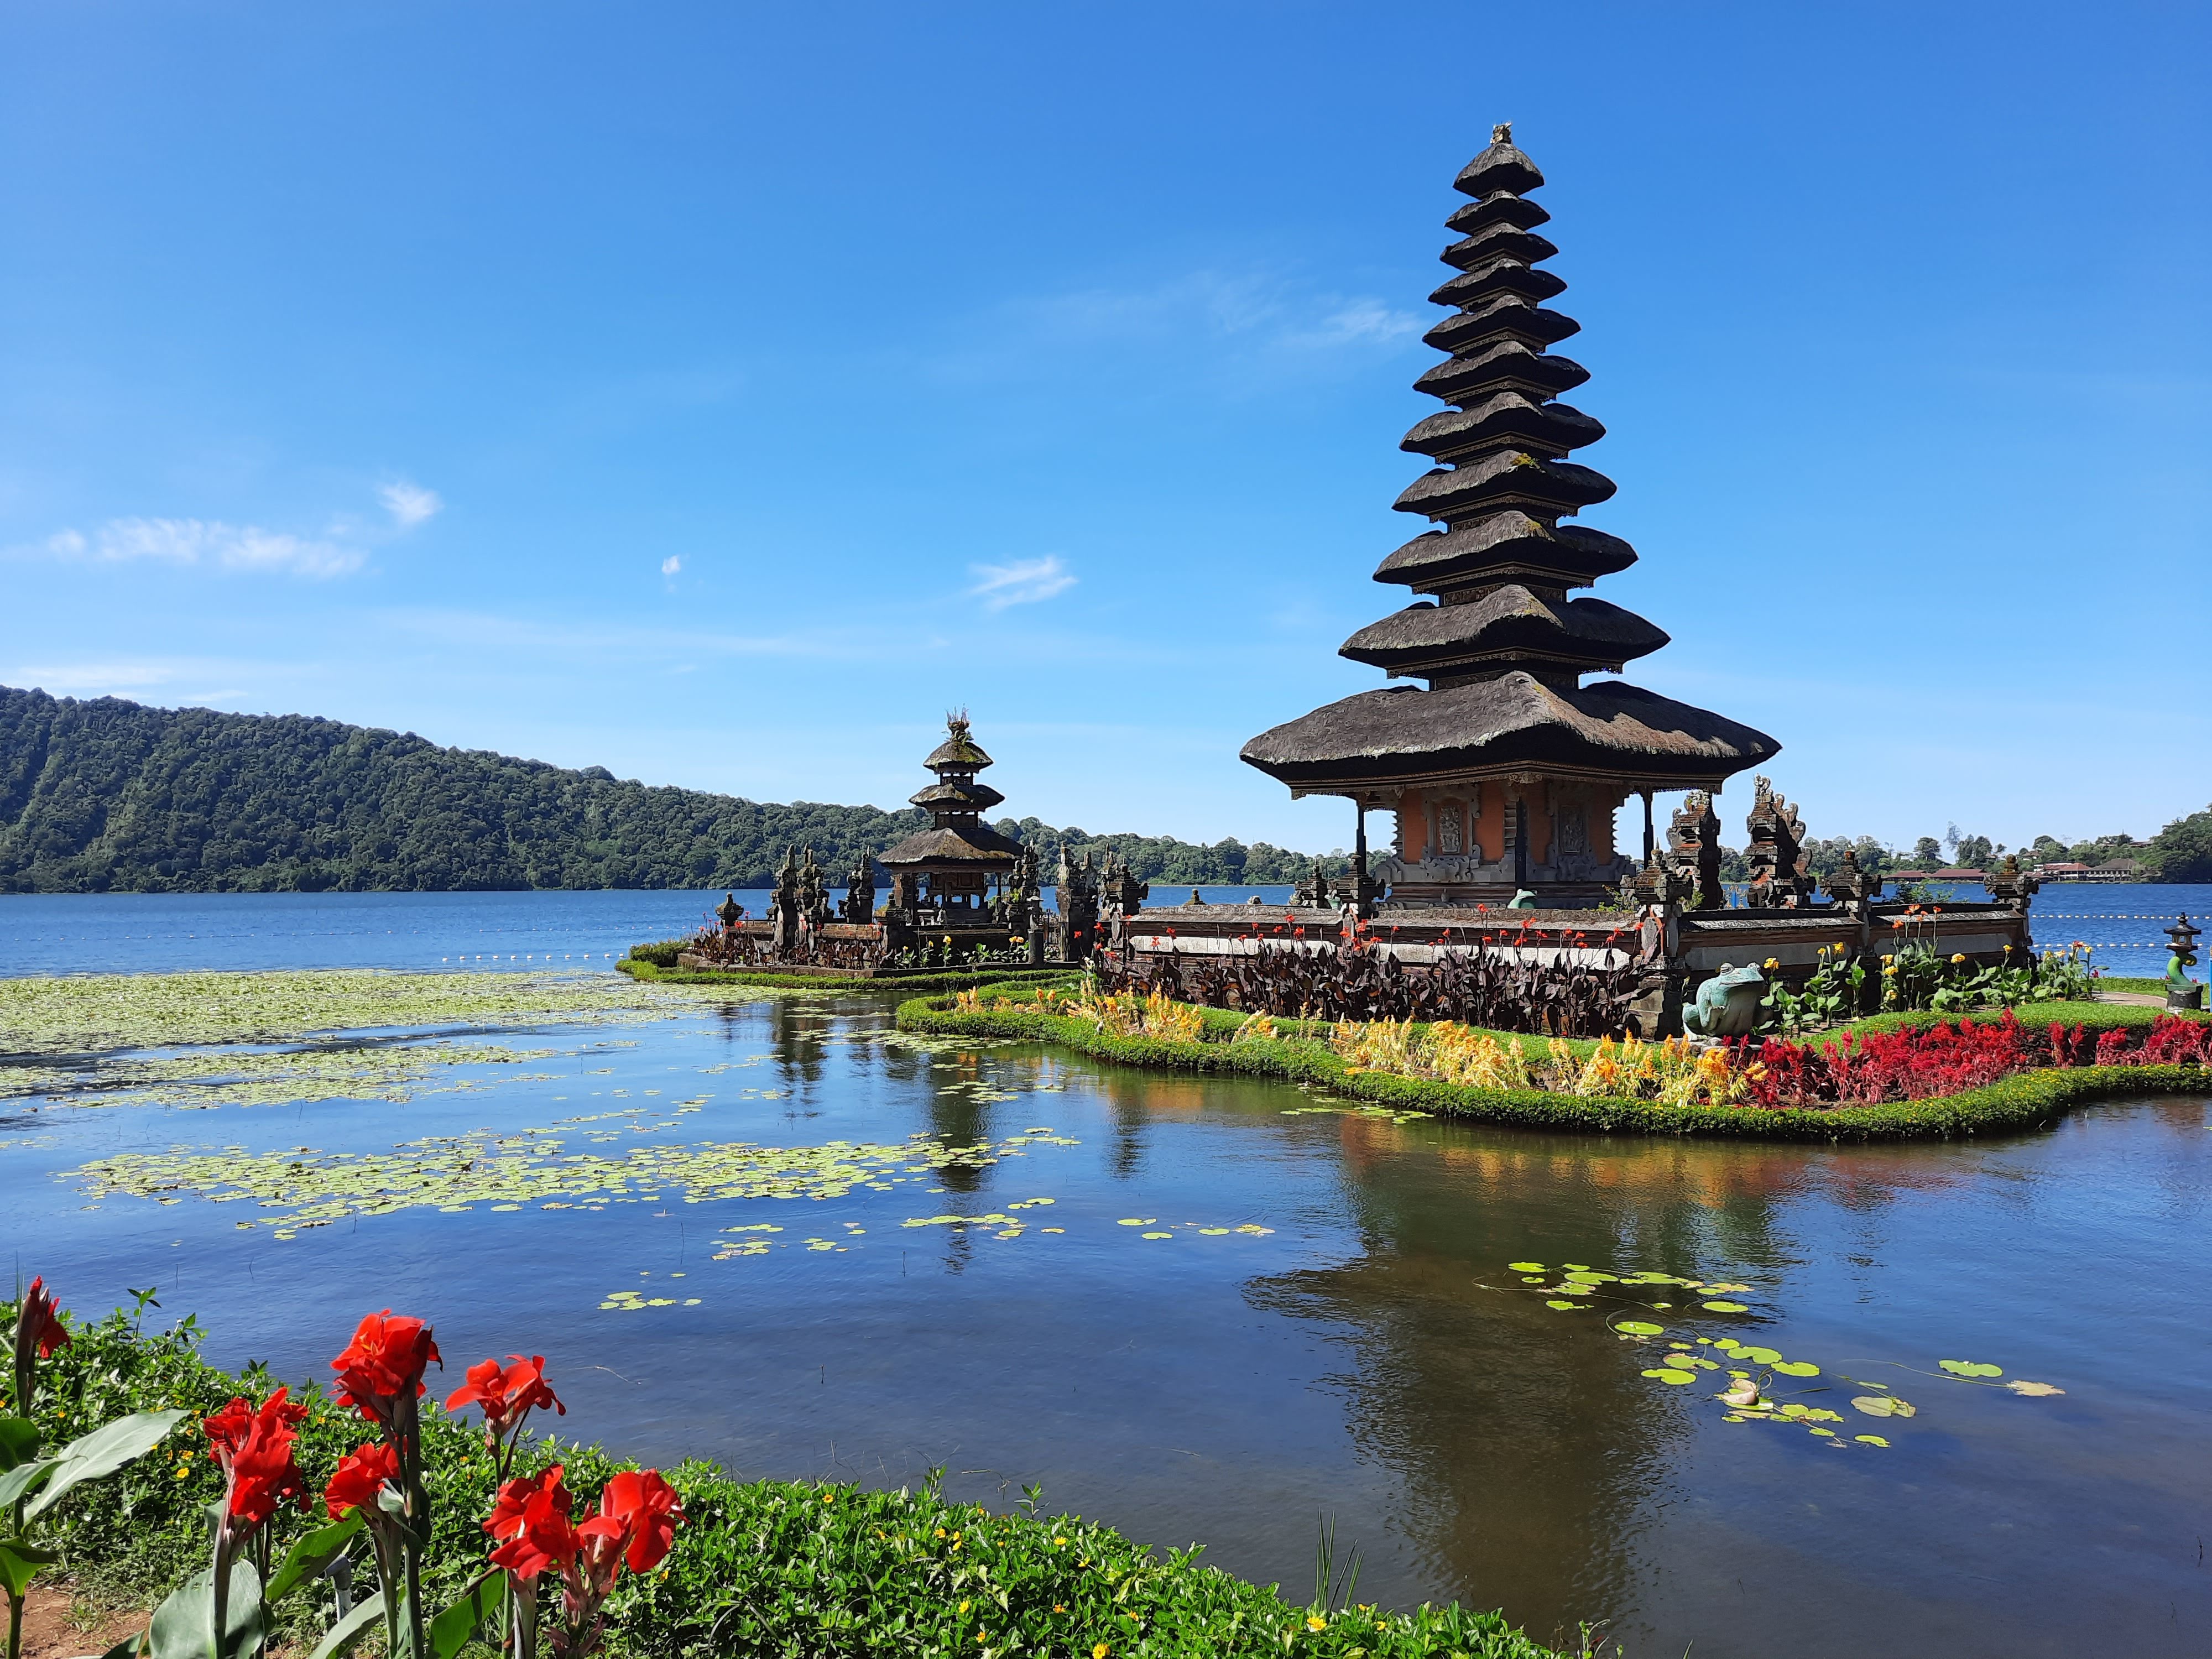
[{"x1": 0, "y1": 687, "x2": 1342, "y2": 894}]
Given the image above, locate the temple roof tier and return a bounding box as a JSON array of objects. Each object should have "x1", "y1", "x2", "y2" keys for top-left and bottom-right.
[
  {"x1": 1444, "y1": 190, "x2": 1550, "y2": 237},
  {"x1": 924, "y1": 729, "x2": 994, "y2": 771},
  {"x1": 1430, "y1": 258, "x2": 1568, "y2": 309},
  {"x1": 1394, "y1": 452, "x2": 1615, "y2": 523},
  {"x1": 1413, "y1": 339, "x2": 1589, "y2": 404},
  {"x1": 1373, "y1": 514, "x2": 1638, "y2": 591},
  {"x1": 877, "y1": 823, "x2": 1023, "y2": 868},
  {"x1": 908, "y1": 779, "x2": 1005, "y2": 813},
  {"x1": 1401, "y1": 394, "x2": 1604, "y2": 462},
  {"x1": 1338, "y1": 589, "x2": 1668, "y2": 679},
  {"x1": 1241, "y1": 673, "x2": 1778, "y2": 795},
  {"x1": 1453, "y1": 135, "x2": 1545, "y2": 199},
  {"x1": 1423, "y1": 296, "x2": 1582, "y2": 362},
  {"x1": 1438, "y1": 225, "x2": 1558, "y2": 271}
]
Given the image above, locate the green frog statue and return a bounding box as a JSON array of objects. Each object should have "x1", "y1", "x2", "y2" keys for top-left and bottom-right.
[
  {"x1": 2164, "y1": 914, "x2": 2204, "y2": 1011},
  {"x1": 1682, "y1": 962, "x2": 1766, "y2": 1038}
]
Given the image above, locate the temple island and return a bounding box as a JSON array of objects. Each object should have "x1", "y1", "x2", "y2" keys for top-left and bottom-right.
[
  {"x1": 680, "y1": 714, "x2": 1149, "y2": 977},
  {"x1": 680, "y1": 131, "x2": 2037, "y2": 1029},
  {"x1": 1113, "y1": 126, "x2": 2036, "y2": 1033}
]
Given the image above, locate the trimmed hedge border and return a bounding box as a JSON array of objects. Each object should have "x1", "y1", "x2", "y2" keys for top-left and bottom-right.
[
  {"x1": 619, "y1": 958, "x2": 1082, "y2": 994},
  {"x1": 896, "y1": 987, "x2": 2211, "y2": 1142}
]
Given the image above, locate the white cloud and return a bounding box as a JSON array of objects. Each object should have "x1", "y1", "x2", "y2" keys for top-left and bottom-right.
[
  {"x1": 1284, "y1": 299, "x2": 1424, "y2": 349},
  {"x1": 379, "y1": 481, "x2": 442, "y2": 529},
  {"x1": 661, "y1": 555, "x2": 682, "y2": 576},
  {"x1": 968, "y1": 555, "x2": 1077, "y2": 612},
  {"x1": 51, "y1": 517, "x2": 364, "y2": 577}
]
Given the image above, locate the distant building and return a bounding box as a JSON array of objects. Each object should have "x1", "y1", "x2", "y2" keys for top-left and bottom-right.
[{"x1": 2031, "y1": 860, "x2": 2141, "y2": 883}]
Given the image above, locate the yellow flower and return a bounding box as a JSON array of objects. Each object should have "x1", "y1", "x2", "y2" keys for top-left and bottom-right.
[
  {"x1": 1884, "y1": 965, "x2": 1898, "y2": 976},
  {"x1": 1950, "y1": 953, "x2": 1966, "y2": 964},
  {"x1": 959, "y1": 1602, "x2": 971, "y2": 1616},
  {"x1": 1307, "y1": 1613, "x2": 1329, "y2": 1631},
  {"x1": 174, "y1": 1464, "x2": 191, "y2": 1480},
  {"x1": 1094, "y1": 1645, "x2": 1112, "y2": 1659},
  {"x1": 1763, "y1": 957, "x2": 1778, "y2": 969}
]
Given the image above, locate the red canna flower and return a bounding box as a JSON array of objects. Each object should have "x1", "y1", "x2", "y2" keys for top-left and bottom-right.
[
  {"x1": 445, "y1": 1354, "x2": 565, "y2": 1431},
  {"x1": 324, "y1": 1441, "x2": 400, "y2": 1519},
  {"x1": 215, "y1": 1389, "x2": 310, "y2": 1531},
  {"x1": 15, "y1": 1278, "x2": 70, "y2": 1363},
  {"x1": 332, "y1": 1310, "x2": 442, "y2": 1424},
  {"x1": 595, "y1": 1469, "x2": 685, "y2": 1573},
  {"x1": 487, "y1": 1466, "x2": 581, "y2": 1580}
]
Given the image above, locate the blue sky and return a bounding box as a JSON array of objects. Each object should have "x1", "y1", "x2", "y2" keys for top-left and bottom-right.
[{"x1": 4, "y1": 1, "x2": 2206, "y2": 857}]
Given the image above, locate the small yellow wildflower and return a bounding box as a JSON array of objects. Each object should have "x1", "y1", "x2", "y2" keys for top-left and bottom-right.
[
  {"x1": 1307, "y1": 1613, "x2": 1329, "y2": 1631},
  {"x1": 1094, "y1": 1644, "x2": 1111, "y2": 1659},
  {"x1": 959, "y1": 1602, "x2": 971, "y2": 1616},
  {"x1": 1950, "y1": 953, "x2": 1967, "y2": 964}
]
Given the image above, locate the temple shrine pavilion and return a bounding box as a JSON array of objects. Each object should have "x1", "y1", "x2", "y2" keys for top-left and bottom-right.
[
  {"x1": 878, "y1": 714, "x2": 1026, "y2": 926},
  {"x1": 1242, "y1": 126, "x2": 1778, "y2": 909}
]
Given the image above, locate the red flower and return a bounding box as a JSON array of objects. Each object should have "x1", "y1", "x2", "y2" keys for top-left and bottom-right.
[
  {"x1": 487, "y1": 1465, "x2": 580, "y2": 1580},
  {"x1": 14, "y1": 1277, "x2": 70, "y2": 1366},
  {"x1": 218, "y1": 1389, "x2": 310, "y2": 1531},
  {"x1": 445, "y1": 1354, "x2": 565, "y2": 1430},
  {"x1": 596, "y1": 1469, "x2": 685, "y2": 1573},
  {"x1": 324, "y1": 1441, "x2": 400, "y2": 1519},
  {"x1": 332, "y1": 1310, "x2": 442, "y2": 1423}
]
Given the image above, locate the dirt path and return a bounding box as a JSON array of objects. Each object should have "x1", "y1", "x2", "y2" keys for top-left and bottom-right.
[{"x1": 14, "y1": 1584, "x2": 143, "y2": 1659}]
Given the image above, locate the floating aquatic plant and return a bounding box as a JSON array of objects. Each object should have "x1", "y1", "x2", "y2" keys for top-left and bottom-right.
[
  {"x1": 63, "y1": 1127, "x2": 1081, "y2": 1240},
  {"x1": 1489, "y1": 1257, "x2": 2065, "y2": 1451}
]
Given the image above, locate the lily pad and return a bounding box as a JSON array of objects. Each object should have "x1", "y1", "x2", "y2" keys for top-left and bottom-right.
[
  {"x1": 1507, "y1": 1261, "x2": 1546, "y2": 1272},
  {"x1": 1545, "y1": 1300, "x2": 1582, "y2": 1311},
  {"x1": 1140, "y1": 1232, "x2": 1172, "y2": 1240},
  {"x1": 1854, "y1": 1434, "x2": 1891, "y2": 1447},
  {"x1": 1616, "y1": 1321, "x2": 1666, "y2": 1337},
  {"x1": 1640, "y1": 1369, "x2": 1695, "y2": 1385},
  {"x1": 1700, "y1": 1301, "x2": 1750, "y2": 1313},
  {"x1": 2005, "y1": 1380, "x2": 2065, "y2": 1397},
  {"x1": 1850, "y1": 1395, "x2": 1916, "y2": 1418},
  {"x1": 1771, "y1": 1360, "x2": 1819, "y2": 1378},
  {"x1": 1939, "y1": 1360, "x2": 2003, "y2": 1379}
]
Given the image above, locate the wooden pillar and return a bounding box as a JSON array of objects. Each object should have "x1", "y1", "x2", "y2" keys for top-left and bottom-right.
[{"x1": 1642, "y1": 790, "x2": 1655, "y2": 862}]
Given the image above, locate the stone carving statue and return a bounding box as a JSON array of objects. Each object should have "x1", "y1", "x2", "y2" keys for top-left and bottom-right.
[
  {"x1": 1101, "y1": 854, "x2": 1148, "y2": 917},
  {"x1": 1056, "y1": 847, "x2": 1101, "y2": 961},
  {"x1": 714, "y1": 891, "x2": 743, "y2": 932},
  {"x1": 1682, "y1": 962, "x2": 1765, "y2": 1037},
  {"x1": 1666, "y1": 793, "x2": 1724, "y2": 911},
  {"x1": 1743, "y1": 776, "x2": 1813, "y2": 909},
  {"x1": 1981, "y1": 854, "x2": 2037, "y2": 914},
  {"x1": 839, "y1": 855, "x2": 878, "y2": 925},
  {"x1": 766, "y1": 847, "x2": 802, "y2": 955},
  {"x1": 795, "y1": 847, "x2": 834, "y2": 933},
  {"x1": 1822, "y1": 848, "x2": 1877, "y2": 908},
  {"x1": 1293, "y1": 858, "x2": 1332, "y2": 908}
]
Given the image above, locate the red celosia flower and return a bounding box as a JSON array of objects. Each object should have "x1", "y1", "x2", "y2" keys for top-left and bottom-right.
[
  {"x1": 15, "y1": 1277, "x2": 70, "y2": 1363},
  {"x1": 324, "y1": 1441, "x2": 400, "y2": 1519},
  {"x1": 596, "y1": 1469, "x2": 685, "y2": 1572},
  {"x1": 332, "y1": 1310, "x2": 442, "y2": 1422}
]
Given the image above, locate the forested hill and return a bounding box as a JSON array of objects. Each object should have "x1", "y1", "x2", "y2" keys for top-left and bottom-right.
[{"x1": 0, "y1": 686, "x2": 1339, "y2": 894}]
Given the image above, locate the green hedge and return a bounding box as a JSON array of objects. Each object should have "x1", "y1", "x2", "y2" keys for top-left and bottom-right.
[
  {"x1": 20, "y1": 1303, "x2": 1571, "y2": 1659},
  {"x1": 617, "y1": 958, "x2": 1083, "y2": 994},
  {"x1": 897, "y1": 990, "x2": 2210, "y2": 1142}
]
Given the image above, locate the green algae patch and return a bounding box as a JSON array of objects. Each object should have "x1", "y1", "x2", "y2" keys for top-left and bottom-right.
[
  {"x1": 10, "y1": 1040, "x2": 562, "y2": 1110},
  {"x1": 1, "y1": 968, "x2": 690, "y2": 1057},
  {"x1": 62, "y1": 1126, "x2": 1082, "y2": 1239}
]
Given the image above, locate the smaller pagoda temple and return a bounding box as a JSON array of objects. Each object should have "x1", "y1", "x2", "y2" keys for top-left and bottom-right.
[{"x1": 878, "y1": 714, "x2": 1030, "y2": 940}]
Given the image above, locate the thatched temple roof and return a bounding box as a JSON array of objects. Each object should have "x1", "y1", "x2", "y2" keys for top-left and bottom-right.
[
  {"x1": 1241, "y1": 674, "x2": 1778, "y2": 792},
  {"x1": 1241, "y1": 123, "x2": 1778, "y2": 798}
]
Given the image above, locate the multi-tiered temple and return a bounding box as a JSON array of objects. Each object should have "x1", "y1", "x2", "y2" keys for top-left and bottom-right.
[
  {"x1": 878, "y1": 714, "x2": 1026, "y2": 926},
  {"x1": 1243, "y1": 126, "x2": 1779, "y2": 908}
]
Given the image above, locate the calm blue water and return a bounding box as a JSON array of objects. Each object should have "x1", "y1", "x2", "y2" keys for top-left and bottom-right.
[
  {"x1": 3, "y1": 883, "x2": 2202, "y2": 979},
  {"x1": 2, "y1": 891, "x2": 2208, "y2": 1658}
]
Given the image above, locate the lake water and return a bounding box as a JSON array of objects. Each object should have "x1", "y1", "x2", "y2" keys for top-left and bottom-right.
[
  {"x1": 2, "y1": 890, "x2": 2209, "y2": 1659},
  {"x1": 2, "y1": 883, "x2": 2204, "y2": 979}
]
